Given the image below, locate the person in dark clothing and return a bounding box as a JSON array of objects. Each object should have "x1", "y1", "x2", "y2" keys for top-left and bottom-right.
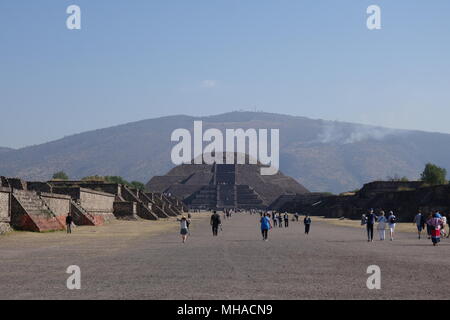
[
  {"x1": 426, "y1": 213, "x2": 433, "y2": 239},
  {"x1": 284, "y1": 213, "x2": 289, "y2": 227},
  {"x1": 278, "y1": 213, "x2": 283, "y2": 228},
  {"x1": 66, "y1": 214, "x2": 73, "y2": 234},
  {"x1": 210, "y1": 211, "x2": 222, "y2": 236},
  {"x1": 272, "y1": 213, "x2": 278, "y2": 227},
  {"x1": 304, "y1": 215, "x2": 311, "y2": 234},
  {"x1": 366, "y1": 209, "x2": 377, "y2": 242}
]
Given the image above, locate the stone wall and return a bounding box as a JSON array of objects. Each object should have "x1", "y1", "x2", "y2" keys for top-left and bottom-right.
[
  {"x1": 27, "y1": 182, "x2": 52, "y2": 193},
  {"x1": 286, "y1": 184, "x2": 450, "y2": 222},
  {"x1": 40, "y1": 192, "x2": 71, "y2": 226},
  {"x1": 0, "y1": 187, "x2": 11, "y2": 223},
  {"x1": 358, "y1": 181, "x2": 425, "y2": 198},
  {"x1": 52, "y1": 186, "x2": 115, "y2": 223},
  {"x1": 0, "y1": 187, "x2": 11, "y2": 234},
  {"x1": 79, "y1": 188, "x2": 115, "y2": 214},
  {"x1": 113, "y1": 201, "x2": 138, "y2": 220},
  {"x1": 7, "y1": 178, "x2": 27, "y2": 190},
  {"x1": 0, "y1": 222, "x2": 12, "y2": 234},
  {"x1": 49, "y1": 181, "x2": 122, "y2": 199}
]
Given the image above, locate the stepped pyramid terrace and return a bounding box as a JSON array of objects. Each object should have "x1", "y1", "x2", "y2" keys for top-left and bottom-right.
[
  {"x1": 0, "y1": 177, "x2": 186, "y2": 234},
  {"x1": 146, "y1": 153, "x2": 309, "y2": 210}
]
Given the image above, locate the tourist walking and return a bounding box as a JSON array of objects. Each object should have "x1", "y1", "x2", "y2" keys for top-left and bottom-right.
[
  {"x1": 366, "y1": 209, "x2": 377, "y2": 242},
  {"x1": 284, "y1": 213, "x2": 289, "y2": 228},
  {"x1": 278, "y1": 213, "x2": 283, "y2": 228},
  {"x1": 441, "y1": 214, "x2": 448, "y2": 238},
  {"x1": 387, "y1": 211, "x2": 397, "y2": 241},
  {"x1": 361, "y1": 214, "x2": 367, "y2": 226},
  {"x1": 447, "y1": 215, "x2": 450, "y2": 239},
  {"x1": 178, "y1": 216, "x2": 189, "y2": 243},
  {"x1": 272, "y1": 212, "x2": 278, "y2": 227},
  {"x1": 210, "y1": 211, "x2": 222, "y2": 237},
  {"x1": 377, "y1": 211, "x2": 387, "y2": 241},
  {"x1": 414, "y1": 212, "x2": 424, "y2": 239},
  {"x1": 66, "y1": 214, "x2": 73, "y2": 234},
  {"x1": 427, "y1": 213, "x2": 444, "y2": 246},
  {"x1": 303, "y1": 215, "x2": 311, "y2": 235},
  {"x1": 294, "y1": 212, "x2": 299, "y2": 222},
  {"x1": 260, "y1": 213, "x2": 272, "y2": 241},
  {"x1": 426, "y1": 213, "x2": 433, "y2": 239},
  {"x1": 186, "y1": 213, "x2": 192, "y2": 235}
]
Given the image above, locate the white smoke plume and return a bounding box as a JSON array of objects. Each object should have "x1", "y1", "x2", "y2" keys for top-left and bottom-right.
[{"x1": 314, "y1": 122, "x2": 404, "y2": 145}]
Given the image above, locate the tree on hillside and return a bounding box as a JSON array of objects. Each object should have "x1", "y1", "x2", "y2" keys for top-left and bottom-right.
[
  {"x1": 387, "y1": 175, "x2": 409, "y2": 182},
  {"x1": 130, "y1": 181, "x2": 145, "y2": 190},
  {"x1": 52, "y1": 171, "x2": 69, "y2": 180},
  {"x1": 80, "y1": 175, "x2": 145, "y2": 189},
  {"x1": 81, "y1": 175, "x2": 106, "y2": 182},
  {"x1": 420, "y1": 163, "x2": 447, "y2": 185},
  {"x1": 105, "y1": 176, "x2": 130, "y2": 185}
]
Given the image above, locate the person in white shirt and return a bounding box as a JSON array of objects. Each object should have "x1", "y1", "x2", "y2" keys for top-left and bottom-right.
[
  {"x1": 387, "y1": 211, "x2": 397, "y2": 241},
  {"x1": 377, "y1": 211, "x2": 387, "y2": 241},
  {"x1": 441, "y1": 215, "x2": 448, "y2": 238},
  {"x1": 178, "y1": 216, "x2": 189, "y2": 243}
]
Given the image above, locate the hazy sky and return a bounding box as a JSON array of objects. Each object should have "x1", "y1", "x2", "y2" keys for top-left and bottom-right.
[{"x1": 1, "y1": 0, "x2": 449, "y2": 148}]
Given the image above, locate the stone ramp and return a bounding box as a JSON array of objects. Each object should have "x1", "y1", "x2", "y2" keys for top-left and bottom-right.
[
  {"x1": 138, "y1": 192, "x2": 170, "y2": 218},
  {"x1": 121, "y1": 186, "x2": 158, "y2": 220},
  {"x1": 70, "y1": 200, "x2": 97, "y2": 226},
  {"x1": 11, "y1": 190, "x2": 65, "y2": 232}
]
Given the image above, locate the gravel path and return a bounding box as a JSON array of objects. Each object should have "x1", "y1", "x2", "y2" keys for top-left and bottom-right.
[{"x1": 0, "y1": 213, "x2": 449, "y2": 300}]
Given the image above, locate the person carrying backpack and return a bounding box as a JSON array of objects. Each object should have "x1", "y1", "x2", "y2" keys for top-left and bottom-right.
[
  {"x1": 388, "y1": 211, "x2": 397, "y2": 241},
  {"x1": 304, "y1": 215, "x2": 312, "y2": 235}
]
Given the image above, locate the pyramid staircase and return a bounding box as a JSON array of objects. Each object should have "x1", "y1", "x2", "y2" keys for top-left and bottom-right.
[
  {"x1": 12, "y1": 190, "x2": 65, "y2": 232},
  {"x1": 121, "y1": 185, "x2": 158, "y2": 220},
  {"x1": 138, "y1": 191, "x2": 170, "y2": 218}
]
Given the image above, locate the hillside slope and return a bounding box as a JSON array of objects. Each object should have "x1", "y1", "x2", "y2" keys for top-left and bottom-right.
[{"x1": 1, "y1": 112, "x2": 449, "y2": 193}]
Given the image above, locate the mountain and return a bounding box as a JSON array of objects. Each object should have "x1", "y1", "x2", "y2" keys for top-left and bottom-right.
[
  {"x1": 1, "y1": 112, "x2": 450, "y2": 194},
  {"x1": 0, "y1": 147, "x2": 14, "y2": 154}
]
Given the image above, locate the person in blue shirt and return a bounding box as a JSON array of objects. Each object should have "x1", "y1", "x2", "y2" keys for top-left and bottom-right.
[{"x1": 260, "y1": 213, "x2": 272, "y2": 241}]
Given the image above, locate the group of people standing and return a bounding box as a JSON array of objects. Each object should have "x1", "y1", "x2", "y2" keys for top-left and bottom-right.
[
  {"x1": 414, "y1": 211, "x2": 449, "y2": 246},
  {"x1": 178, "y1": 209, "x2": 312, "y2": 243},
  {"x1": 363, "y1": 209, "x2": 450, "y2": 246},
  {"x1": 260, "y1": 212, "x2": 311, "y2": 241},
  {"x1": 271, "y1": 212, "x2": 290, "y2": 228}
]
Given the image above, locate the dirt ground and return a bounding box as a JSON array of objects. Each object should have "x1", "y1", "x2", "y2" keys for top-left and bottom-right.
[{"x1": 1, "y1": 212, "x2": 449, "y2": 300}]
